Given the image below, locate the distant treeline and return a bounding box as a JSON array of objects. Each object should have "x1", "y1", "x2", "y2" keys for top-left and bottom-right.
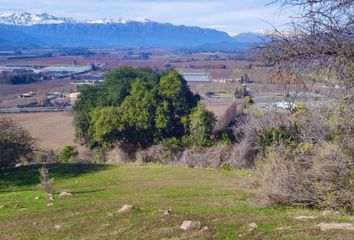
[{"x1": 0, "y1": 73, "x2": 43, "y2": 84}]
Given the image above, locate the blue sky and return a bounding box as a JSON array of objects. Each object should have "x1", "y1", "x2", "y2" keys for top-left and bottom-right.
[{"x1": 0, "y1": 0, "x2": 292, "y2": 34}]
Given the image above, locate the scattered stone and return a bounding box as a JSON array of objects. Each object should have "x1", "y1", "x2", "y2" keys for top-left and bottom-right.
[
  {"x1": 107, "y1": 212, "x2": 114, "y2": 217},
  {"x1": 163, "y1": 209, "x2": 171, "y2": 215},
  {"x1": 15, "y1": 163, "x2": 23, "y2": 168},
  {"x1": 322, "y1": 210, "x2": 341, "y2": 216},
  {"x1": 34, "y1": 197, "x2": 40, "y2": 200},
  {"x1": 295, "y1": 216, "x2": 317, "y2": 220},
  {"x1": 238, "y1": 234, "x2": 243, "y2": 238},
  {"x1": 316, "y1": 222, "x2": 354, "y2": 231},
  {"x1": 180, "y1": 220, "x2": 201, "y2": 231},
  {"x1": 248, "y1": 223, "x2": 257, "y2": 231},
  {"x1": 118, "y1": 204, "x2": 134, "y2": 213},
  {"x1": 48, "y1": 194, "x2": 54, "y2": 201},
  {"x1": 47, "y1": 202, "x2": 54, "y2": 207},
  {"x1": 0, "y1": 205, "x2": 4, "y2": 209},
  {"x1": 199, "y1": 226, "x2": 209, "y2": 233},
  {"x1": 322, "y1": 210, "x2": 332, "y2": 216},
  {"x1": 212, "y1": 218, "x2": 220, "y2": 222},
  {"x1": 54, "y1": 224, "x2": 61, "y2": 230},
  {"x1": 59, "y1": 192, "x2": 73, "y2": 197}
]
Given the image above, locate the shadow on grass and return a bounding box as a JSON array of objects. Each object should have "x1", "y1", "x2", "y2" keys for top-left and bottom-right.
[{"x1": 0, "y1": 163, "x2": 110, "y2": 191}]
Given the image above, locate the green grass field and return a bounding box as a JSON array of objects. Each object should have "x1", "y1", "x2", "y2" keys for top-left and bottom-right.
[{"x1": 0, "y1": 164, "x2": 353, "y2": 239}]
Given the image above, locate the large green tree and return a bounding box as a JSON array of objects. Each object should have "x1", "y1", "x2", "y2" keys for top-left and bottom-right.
[{"x1": 75, "y1": 68, "x2": 205, "y2": 149}]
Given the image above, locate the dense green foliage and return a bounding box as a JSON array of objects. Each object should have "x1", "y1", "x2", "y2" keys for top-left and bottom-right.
[
  {"x1": 187, "y1": 103, "x2": 217, "y2": 147},
  {"x1": 0, "y1": 73, "x2": 42, "y2": 84},
  {"x1": 256, "y1": 124, "x2": 300, "y2": 154},
  {"x1": 58, "y1": 146, "x2": 78, "y2": 163},
  {"x1": 74, "y1": 67, "x2": 214, "y2": 150}
]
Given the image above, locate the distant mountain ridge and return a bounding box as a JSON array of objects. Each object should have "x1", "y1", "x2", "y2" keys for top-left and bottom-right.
[
  {"x1": 0, "y1": 12, "x2": 264, "y2": 50},
  {"x1": 0, "y1": 12, "x2": 152, "y2": 25}
]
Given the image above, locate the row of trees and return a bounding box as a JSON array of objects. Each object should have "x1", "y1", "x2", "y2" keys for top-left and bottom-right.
[
  {"x1": 74, "y1": 67, "x2": 217, "y2": 152},
  {"x1": 0, "y1": 72, "x2": 43, "y2": 84}
]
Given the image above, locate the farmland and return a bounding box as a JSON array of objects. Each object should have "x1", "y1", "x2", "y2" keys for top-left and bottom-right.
[{"x1": 3, "y1": 112, "x2": 75, "y2": 150}]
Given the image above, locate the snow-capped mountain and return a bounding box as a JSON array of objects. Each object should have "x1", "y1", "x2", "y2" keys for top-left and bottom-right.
[
  {"x1": 0, "y1": 12, "x2": 263, "y2": 50},
  {"x1": 0, "y1": 12, "x2": 152, "y2": 26},
  {"x1": 0, "y1": 12, "x2": 77, "y2": 25}
]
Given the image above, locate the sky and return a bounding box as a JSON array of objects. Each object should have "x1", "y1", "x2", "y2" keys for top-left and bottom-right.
[{"x1": 0, "y1": 0, "x2": 293, "y2": 35}]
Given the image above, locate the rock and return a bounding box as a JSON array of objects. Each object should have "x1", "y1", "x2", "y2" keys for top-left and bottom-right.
[
  {"x1": 248, "y1": 223, "x2": 257, "y2": 231},
  {"x1": 200, "y1": 226, "x2": 209, "y2": 233},
  {"x1": 54, "y1": 224, "x2": 61, "y2": 230},
  {"x1": 118, "y1": 204, "x2": 134, "y2": 213},
  {"x1": 0, "y1": 205, "x2": 4, "y2": 209},
  {"x1": 316, "y1": 222, "x2": 354, "y2": 231},
  {"x1": 48, "y1": 194, "x2": 54, "y2": 201},
  {"x1": 180, "y1": 220, "x2": 201, "y2": 231},
  {"x1": 322, "y1": 210, "x2": 332, "y2": 216},
  {"x1": 163, "y1": 209, "x2": 171, "y2": 215},
  {"x1": 295, "y1": 216, "x2": 317, "y2": 220},
  {"x1": 59, "y1": 192, "x2": 73, "y2": 197},
  {"x1": 15, "y1": 163, "x2": 23, "y2": 167},
  {"x1": 107, "y1": 212, "x2": 114, "y2": 217},
  {"x1": 47, "y1": 202, "x2": 54, "y2": 207},
  {"x1": 34, "y1": 197, "x2": 40, "y2": 200}
]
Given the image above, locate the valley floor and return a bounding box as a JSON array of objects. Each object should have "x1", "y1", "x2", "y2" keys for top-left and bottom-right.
[{"x1": 0, "y1": 164, "x2": 353, "y2": 239}]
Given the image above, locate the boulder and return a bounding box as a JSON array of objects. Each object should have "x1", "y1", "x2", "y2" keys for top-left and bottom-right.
[
  {"x1": 180, "y1": 220, "x2": 201, "y2": 231},
  {"x1": 118, "y1": 204, "x2": 134, "y2": 213},
  {"x1": 59, "y1": 192, "x2": 73, "y2": 197},
  {"x1": 248, "y1": 223, "x2": 257, "y2": 231},
  {"x1": 163, "y1": 209, "x2": 171, "y2": 215},
  {"x1": 316, "y1": 222, "x2": 354, "y2": 231}
]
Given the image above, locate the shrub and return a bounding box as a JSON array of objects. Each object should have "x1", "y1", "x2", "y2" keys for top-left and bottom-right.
[
  {"x1": 0, "y1": 118, "x2": 36, "y2": 169},
  {"x1": 256, "y1": 142, "x2": 353, "y2": 213},
  {"x1": 243, "y1": 96, "x2": 252, "y2": 107},
  {"x1": 188, "y1": 103, "x2": 217, "y2": 147},
  {"x1": 58, "y1": 146, "x2": 78, "y2": 163},
  {"x1": 215, "y1": 129, "x2": 235, "y2": 147},
  {"x1": 256, "y1": 124, "x2": 300, "y2": 154},
  {"x1": 219, "y1": 163, "x2": 233, "y2": 172},
  {"x1": 163, "y1": 137, "x2": 186, "y2": 153}
]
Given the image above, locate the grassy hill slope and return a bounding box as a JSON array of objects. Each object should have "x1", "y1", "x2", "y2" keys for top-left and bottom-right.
[{"x1": 0, "y1": 164, "x2": 353, "y2": 239}]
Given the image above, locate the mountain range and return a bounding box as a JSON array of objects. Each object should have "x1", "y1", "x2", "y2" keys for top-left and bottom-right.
[{"x1": 0, "y1": 12, "x2": 264, "y2": 51}]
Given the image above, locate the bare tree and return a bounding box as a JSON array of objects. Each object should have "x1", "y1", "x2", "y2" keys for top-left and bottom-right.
[{"x1": 264, "y1": 0, "x2": 354, "y2": 90}]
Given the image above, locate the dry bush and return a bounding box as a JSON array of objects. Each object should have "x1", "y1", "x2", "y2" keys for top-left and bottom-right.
[
  {"x1": 256, "y1": 142, "x2": 353, "y2": 213},
  {"x1": 39, "y1": 164, "x2": 54, "y2": 197},
  {"x1": 135, "y1": 144, "x2": 171, "y2": 164},
  {"x1": 229, "y1": 112, "x2": 292, "y2": 168},
  {"x1": 216, "y1": 102, "x2": 243, "y2": 130},
  {"x1": 34, "y1": 150, "x2": 58, "y2": 164},
  {"x1": 176, "y1": 145, "x2": 231, "y2": 168}
]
